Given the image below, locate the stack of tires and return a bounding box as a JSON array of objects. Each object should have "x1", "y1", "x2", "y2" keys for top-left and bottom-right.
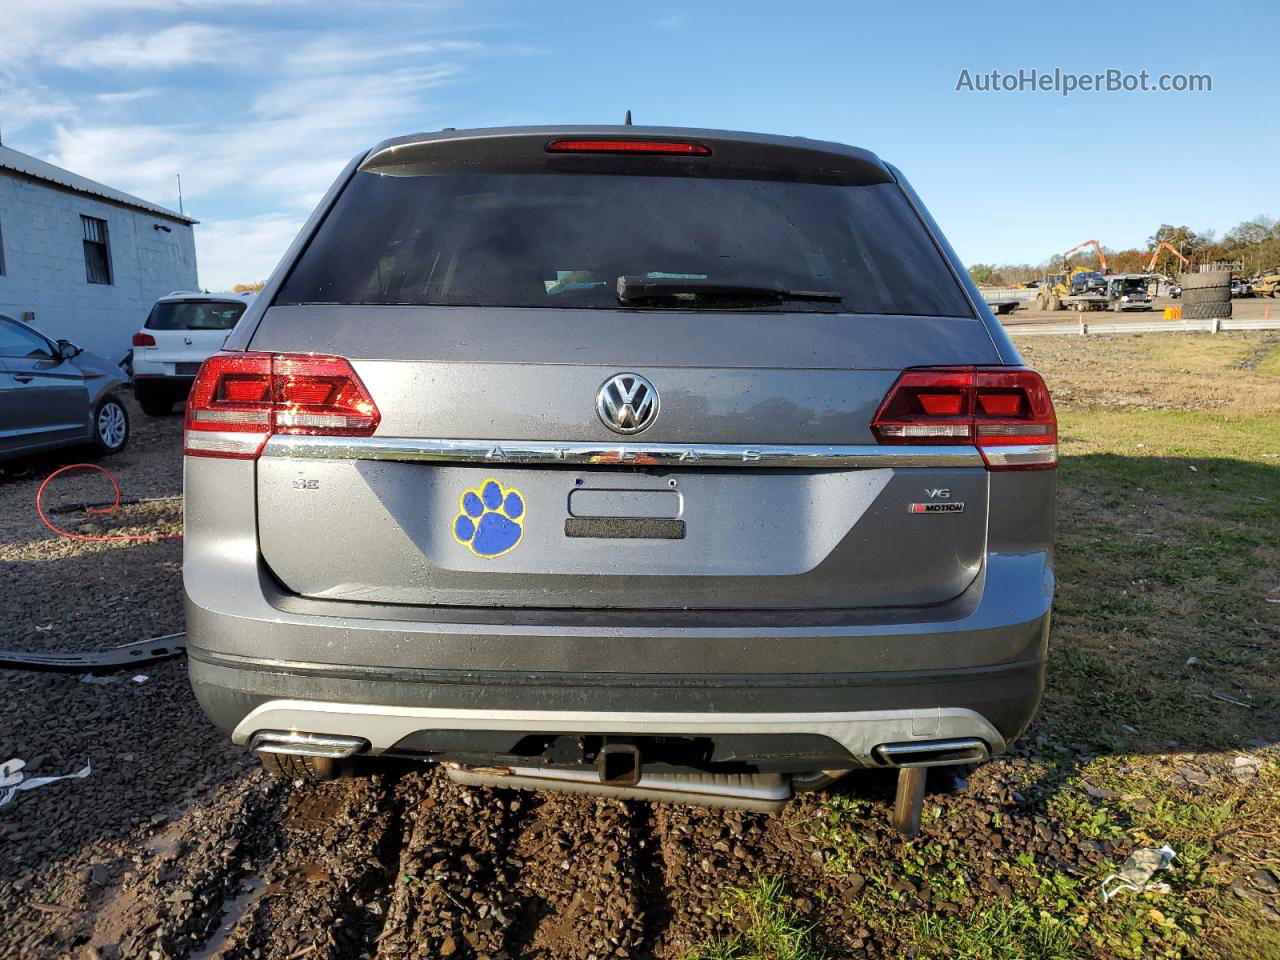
[{"x1": 1179, "y1": 271, "x2": 1232, "y2": 321}]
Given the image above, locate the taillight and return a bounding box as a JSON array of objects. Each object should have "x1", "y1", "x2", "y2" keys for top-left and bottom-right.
[
  {"x1": 184, "y1": 352, "x2": 380, "y2": 459},
  {"x1": 545, "y1": 138, "x2": 711, "y2": 156},
  {"x1": 132, "y1": 332, "x2": 156, "y2": 347},
  {"x1": 871, "y1": 366, "x2": 1056, "y2": 470}
]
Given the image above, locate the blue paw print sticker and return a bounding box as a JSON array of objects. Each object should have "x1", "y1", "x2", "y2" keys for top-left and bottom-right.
[{"x1": 453, "y1": 479, "x2": 526, "y2": 557}]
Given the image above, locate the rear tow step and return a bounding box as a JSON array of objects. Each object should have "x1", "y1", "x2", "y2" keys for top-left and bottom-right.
[{"x1": 444, "y1": 764, "x2": 791, "y2": 813}]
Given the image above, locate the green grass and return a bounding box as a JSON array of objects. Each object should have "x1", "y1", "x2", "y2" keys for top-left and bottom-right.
[
  {"x1": 811, "y1": 795, "x2": 873, "y2": 874},
  {"x1": 911, "y1": 900, "x2": 1081, "y2": 960},
  {"x1": 1046, "y1": 409, "x2": 1280, "y2": 749},
  {"x1": 799, "y1": 403, "x2": 1280, "y2": 959},
  {"x1": 685, "y1": 877, "x2": 825, "y2": 960},
  {"x1": 1058, "y1": 409, "x2": 1280, "y2": 460}
]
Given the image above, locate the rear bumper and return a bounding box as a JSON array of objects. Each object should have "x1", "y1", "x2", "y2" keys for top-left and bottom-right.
[
  {"x1": 190, "y1": 650, "x2": 1043, "y2": 766},
  {"x1": 184, "y1": 457, "x2": 1053, "y2": 766},
  {"x1": 186, "y1": 551, "x2": 1051, "y2": 766},
  {"x1": 134, "y1": 374, "x2": 195, "y2": 395}
]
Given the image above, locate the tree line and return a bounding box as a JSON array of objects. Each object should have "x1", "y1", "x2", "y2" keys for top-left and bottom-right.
[{"x1": 968, "y1": 216, "x2": 1280, "y2": 286}]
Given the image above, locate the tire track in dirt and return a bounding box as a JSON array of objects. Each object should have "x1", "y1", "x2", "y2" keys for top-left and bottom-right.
[
  {"x1": 231, "y1": 771, "x2": 404, "y2": 959},
  {"x1": 646, "y1": 802, "x2": 765, "y2": 955},
  {"x1": 497, "y1": 789, "x2": 648, "y2": 959},
  {"x1": 72, "y1": 772, "x2": 288, "y2": 959},
  {"x1": 374, "y1": 769, "x2": 532, "y2": 958},
  {"x1": 629, "y1": 802, "x2": 672, "y2": 956}
]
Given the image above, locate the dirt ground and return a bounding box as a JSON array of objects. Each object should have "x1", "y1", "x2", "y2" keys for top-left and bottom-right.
[{"x1": 1, "y1": 335, "x2": 1277, "y2": 960}]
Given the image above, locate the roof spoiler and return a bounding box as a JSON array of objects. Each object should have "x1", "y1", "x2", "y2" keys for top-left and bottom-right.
[{"x1": 361, "y1": 126, "x2": 894, "y2": 187}]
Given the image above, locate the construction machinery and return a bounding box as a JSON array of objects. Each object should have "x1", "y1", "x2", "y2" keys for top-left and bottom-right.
[
  {"x1": 1037, "y1": 266, "x2": 1102, "y2": 311},
  {"x1": 1145, "y1": 241, "x2": 1190, "y2": 274},
  {"x1": 1062, "y1": 239, "x2": 1110, "y2": 274},
  {"x1": 1037, "y1": 241, "x2": 1111, "y2": 311},
  {"x1": 1252, "y1": 270, "x2": 1280, "y2": 298}
]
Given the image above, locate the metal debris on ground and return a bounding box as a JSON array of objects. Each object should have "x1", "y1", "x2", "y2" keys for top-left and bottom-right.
[
  {"x1": 0, "y1": 633, "x2": 186, "y2": 672},
  {"x1": 1102, "y1": 845, "x2": 1177, "y2": 902},
  {"x1": 35, "y1": 463, "x2": 183, "y2": 544},
  {"x1": 1210, "y1": 692, "x2": 1254, "y2": 709},
  {"x1": 0, "y1": 758, "x2": 92, "y2": 808}
]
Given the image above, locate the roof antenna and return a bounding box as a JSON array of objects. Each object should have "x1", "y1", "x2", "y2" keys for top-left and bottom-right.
[{"x1": 624, "y1": 110, "x2": 632, "y2": 126}]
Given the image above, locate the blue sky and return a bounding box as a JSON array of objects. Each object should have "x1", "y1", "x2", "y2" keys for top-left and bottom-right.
[{"x1": 2, "y1": 0, "x2": 1273, "y2": 289}]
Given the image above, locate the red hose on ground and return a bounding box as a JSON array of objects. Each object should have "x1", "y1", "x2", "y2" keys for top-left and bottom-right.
[{"x1": 35, "y1": 463, "x2": 182, "y2": 543}]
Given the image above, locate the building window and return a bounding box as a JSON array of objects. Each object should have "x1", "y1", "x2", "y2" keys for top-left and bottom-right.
[{"x1": 82, "y1": 215, "x2": 112, "y2": 285}]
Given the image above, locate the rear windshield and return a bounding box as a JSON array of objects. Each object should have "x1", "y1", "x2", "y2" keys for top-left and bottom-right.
[
  {"x1": 146, "y1": 300, "x2": 247, "y2": 331},
  {"x1": 277, "y1": 172, "x2": 973, "y2": 317}
]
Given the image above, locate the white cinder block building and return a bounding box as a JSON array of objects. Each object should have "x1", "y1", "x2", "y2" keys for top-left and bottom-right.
[{"x1": 0, "y1": 142, "x2": 198, "y2": 361}]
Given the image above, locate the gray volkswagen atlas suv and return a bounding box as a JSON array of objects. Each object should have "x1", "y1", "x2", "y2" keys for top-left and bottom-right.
[{"x1": 184, "y1": 126, "x2": 1055, "y2": 814}]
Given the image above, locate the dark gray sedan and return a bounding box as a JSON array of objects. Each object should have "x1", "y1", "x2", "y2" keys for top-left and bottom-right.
[{"x1": 0, "y1": 314, "x2": 130, "y2": 461}]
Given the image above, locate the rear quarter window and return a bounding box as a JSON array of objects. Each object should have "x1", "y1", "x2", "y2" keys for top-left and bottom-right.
[
  {"x1": 146, "y1": 301, "x2": 247, "y2": 331},
  {"x1": 277, "y1": 171, "x2": 974, "y2": 318}
]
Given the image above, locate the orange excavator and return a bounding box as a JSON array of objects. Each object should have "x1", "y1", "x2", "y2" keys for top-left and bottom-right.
[
  {"x1": 1038, "y1": 240, "x2": 1112, "y2": 310},
  {"x1": 1145, "y1": 241, "x2": 1190, "y2": 273},
  {"x1": 1062, "y1": 239, "x2": 1110, "y2": 274}
]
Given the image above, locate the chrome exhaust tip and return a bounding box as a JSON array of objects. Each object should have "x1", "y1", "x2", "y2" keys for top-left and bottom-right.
[
  {"x1": 873, "y1": 738, "x2": 989, "y2": 768},
  {"x1": 249, "y1": 730, "x2": 369, "y2": 759}
]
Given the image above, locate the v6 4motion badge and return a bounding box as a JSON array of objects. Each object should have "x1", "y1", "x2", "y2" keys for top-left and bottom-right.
[{"x1": 909, "y1": 501, "x2": 965, "y2": 514}]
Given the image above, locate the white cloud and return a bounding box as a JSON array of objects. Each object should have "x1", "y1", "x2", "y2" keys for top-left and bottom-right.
[
  {"x1": 0, "y1": 83, "x2": 77, "y2": 135},
  {"x1": 195, "y1": 213, "x2": 304, "y2": 289},
  {"x1": 95, "y1": 87, "x2": 162, "y2": 104},
  {"x1": 6, "y1": 4, "x2": 499, "y2": 288},
  {"x1": 50, "y1": 62, "x2": 461, "y2": 214},
  {"x1": 0, "y1": 0, "x2": 284, "y2": 60},
  {"x1": 52, "y1": 23, "x2": 240, "y2": 71},
  {"x1": 282, "y1": 36, "x2": 481, "y2": 73}
]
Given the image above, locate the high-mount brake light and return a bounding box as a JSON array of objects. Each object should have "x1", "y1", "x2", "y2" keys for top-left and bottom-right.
[
  {"x1": 871, "y1": 366, "x2": 1057, "y2": 470},
  {"x1": 545, "y1": 139, "x2": 711, "y2": 156},
  {"x1": 132, "y1": 332, "x2": 156, "y2": 347},
  {"x1": 184, "y1": 352, "x2": 380, "y2": 460}
]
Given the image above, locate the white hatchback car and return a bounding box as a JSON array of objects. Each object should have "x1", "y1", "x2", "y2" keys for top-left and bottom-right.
[{"x1": 132, "y1": 291, "x2": 255, "y2": 416}]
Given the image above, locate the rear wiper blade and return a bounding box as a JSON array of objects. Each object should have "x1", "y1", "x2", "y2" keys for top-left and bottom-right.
[{"x1": 616, "y1": 275, "x2": 841, "y2": 303}]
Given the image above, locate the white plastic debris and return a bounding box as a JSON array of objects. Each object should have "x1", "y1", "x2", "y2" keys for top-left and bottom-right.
[
  {"x1": 0, "y1": 758, "x2": 92, "y2": 807},
  {"x1": 1229, "y1": 755, "x2": 1262, "y2": 780},
  {"x1": 131, "y1": 675, "x2": 149, "y2": 684},
  {"x1": 1102, "y1": 845, "x2": 1176, "y2": 902},
  {"x1": 1211, "y1": 692, "x2": 1253, "y2": 708}
]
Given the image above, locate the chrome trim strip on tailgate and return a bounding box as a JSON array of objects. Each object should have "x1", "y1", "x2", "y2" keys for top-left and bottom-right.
[{"x1": 261, "y1": 435, "x2": 986, "y2": 468}]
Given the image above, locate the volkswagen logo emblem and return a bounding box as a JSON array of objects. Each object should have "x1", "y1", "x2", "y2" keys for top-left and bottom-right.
[{"x1": 596, "y1": 373, "x2": 659, "y2": 434}]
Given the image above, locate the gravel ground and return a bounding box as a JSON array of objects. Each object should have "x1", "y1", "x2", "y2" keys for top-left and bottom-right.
[{"x1": 1, "y1": 389, "x2": 1276, "y2": 960}]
